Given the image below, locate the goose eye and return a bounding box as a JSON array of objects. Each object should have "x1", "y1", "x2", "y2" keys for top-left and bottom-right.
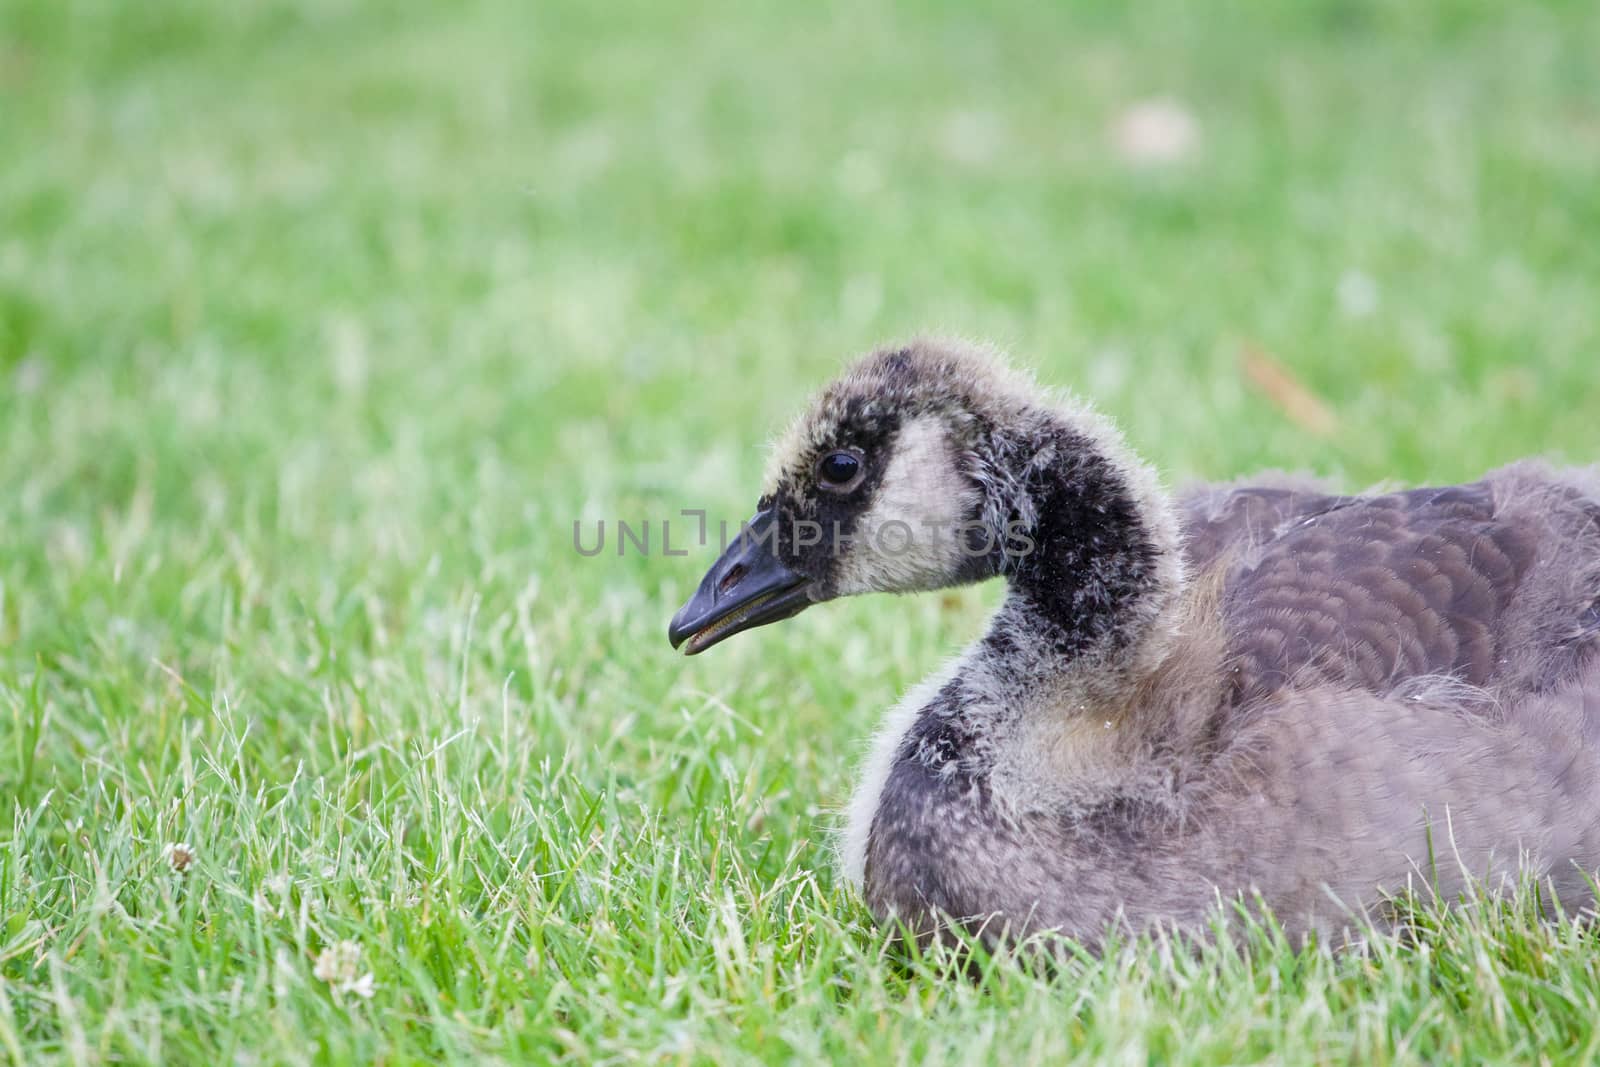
[{"x1": 817, "y1": 450, "x2": 863, "y2": 491}]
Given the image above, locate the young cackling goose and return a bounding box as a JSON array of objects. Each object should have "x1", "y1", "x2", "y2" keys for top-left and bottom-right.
[{"x1": 668, "y1": 339, "x2": 1600, "y2": 948}]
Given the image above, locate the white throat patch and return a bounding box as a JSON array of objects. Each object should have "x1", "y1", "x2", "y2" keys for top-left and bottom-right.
[{"x1": 831, "y1": 416, "x2": 979, "y2": 596}]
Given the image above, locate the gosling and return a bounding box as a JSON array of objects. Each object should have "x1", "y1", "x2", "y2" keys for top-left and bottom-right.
[{"x1": 668, "y1": 339, "x2": 1600, "y2": 948}]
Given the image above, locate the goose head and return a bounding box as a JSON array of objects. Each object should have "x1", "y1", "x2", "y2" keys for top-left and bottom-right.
[{"x1": 668, "y1": 338, "x2": 1183, "y2": 660}]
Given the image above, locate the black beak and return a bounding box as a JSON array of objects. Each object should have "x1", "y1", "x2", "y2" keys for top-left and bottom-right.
[{"x1": 668, "y1": 508, "x2": 815, "y2": 655}]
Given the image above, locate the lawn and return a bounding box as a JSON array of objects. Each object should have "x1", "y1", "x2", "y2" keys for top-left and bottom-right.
[{"x1": 3, "y1": 0, "x2": 1600, "y2": 1062}]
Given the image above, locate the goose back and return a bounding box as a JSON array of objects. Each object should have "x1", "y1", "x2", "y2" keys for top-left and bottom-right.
[{"x1": 1183, "y1": 464, "x2": 1600, "y2": 708}]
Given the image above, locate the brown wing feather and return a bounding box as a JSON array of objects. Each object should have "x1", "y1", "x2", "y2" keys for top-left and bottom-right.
[
  {"x1": 1214, "y1": 482, "x2": 1546, "y2": 702},
  {"x1": 1179, "y1": 483, "x2": 1346, "y2": 572}
]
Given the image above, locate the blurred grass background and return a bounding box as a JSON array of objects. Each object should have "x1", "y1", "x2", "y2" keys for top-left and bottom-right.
[{"x1": 2, "y1": 0, "x2": 1599, "y2": 1062}]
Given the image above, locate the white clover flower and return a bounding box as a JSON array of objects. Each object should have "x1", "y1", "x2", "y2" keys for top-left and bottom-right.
[
  {"x1": 314, "y1": 940, "x2": 376, "y2": 1000},
  {"x1": 164, "y1": 842, "x2": 197, "y2": 873}
]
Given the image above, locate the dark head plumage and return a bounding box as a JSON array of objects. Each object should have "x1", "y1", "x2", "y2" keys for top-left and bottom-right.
[{"x1": 670, "y1": 338, "x2": 1183, "y2": 654}]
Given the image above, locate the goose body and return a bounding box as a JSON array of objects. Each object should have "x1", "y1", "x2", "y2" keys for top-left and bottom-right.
[{"x1": 669, "y1": 339, "x2": 1600, "y2": 948}]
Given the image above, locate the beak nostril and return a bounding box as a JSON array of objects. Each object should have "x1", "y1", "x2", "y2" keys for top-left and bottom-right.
[{"x1": 718, "y1": 563, "x2": 747, "y2": 597}]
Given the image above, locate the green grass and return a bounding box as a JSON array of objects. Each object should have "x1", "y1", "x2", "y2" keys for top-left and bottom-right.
[{"x1": 3, "y1": 0, "x2": 1600, "y2": 1062}]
